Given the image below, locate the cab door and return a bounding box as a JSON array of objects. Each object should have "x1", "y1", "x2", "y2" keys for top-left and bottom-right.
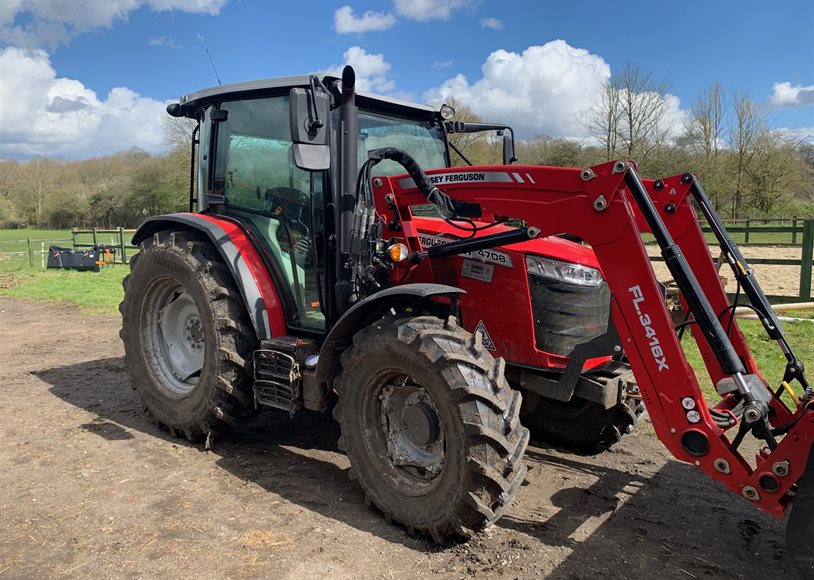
[{"x1": 203, "y1": 94, "x2": 326, "y2": 331}]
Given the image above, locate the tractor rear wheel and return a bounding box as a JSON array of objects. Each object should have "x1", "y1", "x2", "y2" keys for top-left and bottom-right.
[
  {"x1": 120, "y1": 231, "x2": 258, "y2": 442},
  {"x1": 333, "y1": 314, "x2": 529, "y2": 542}
]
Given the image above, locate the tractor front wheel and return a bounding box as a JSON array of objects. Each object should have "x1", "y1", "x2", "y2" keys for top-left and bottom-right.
[
  {"x1": 520, "y1": 391, "x2": 643, "y2": 454},
  {"x1": 333, "y1": 314, "x2": 529, "y2": 542},
  {"x1": 120, "y1": 231, "x2": 258, "y2": 442}
]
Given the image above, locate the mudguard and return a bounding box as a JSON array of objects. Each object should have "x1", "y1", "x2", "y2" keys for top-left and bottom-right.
[
  {"x1": 132, "y1": 213, "x2": 287, "y2": 340},
  {"x1": 314, "y1": 284, "x2": 466, "y2": 388}
]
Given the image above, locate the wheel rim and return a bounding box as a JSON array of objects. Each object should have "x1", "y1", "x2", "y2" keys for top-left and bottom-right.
[
  {"x1": 145, "y1": 279, "x2": 205, "y2": 397},
  {"x1": 378, "y1": 374, "x2": 445, "y2": 481}
]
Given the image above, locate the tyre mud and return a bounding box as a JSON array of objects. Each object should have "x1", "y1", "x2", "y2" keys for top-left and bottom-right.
[
  {"x1": 119, "y1": 231, "x2": 258, "y2": 442},
  {"x1": 333, "y1": 314, "x2": 529, "y2": 542}
]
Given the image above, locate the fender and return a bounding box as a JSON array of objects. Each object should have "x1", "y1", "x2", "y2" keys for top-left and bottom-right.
[
  {"x1": 314, "y1": 284, "x2": 466, "y2": 387},
  {"x1": 132, "y1": 213, "x2": 287, "y2": 340}
]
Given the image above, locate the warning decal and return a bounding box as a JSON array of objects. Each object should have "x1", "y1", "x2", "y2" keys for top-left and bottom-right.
[{"x1": 475, "y1": 320, "x2": 496, "y2": 350}]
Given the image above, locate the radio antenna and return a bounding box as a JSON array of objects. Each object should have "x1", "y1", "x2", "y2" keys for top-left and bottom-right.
[{"x1": 205, "y1": 47, "x2": 222, "y2": 85}]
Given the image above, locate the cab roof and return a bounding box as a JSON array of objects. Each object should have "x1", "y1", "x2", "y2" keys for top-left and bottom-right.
[{"x1": 178, "y1": 73, "x2": 439, "y2": 118}]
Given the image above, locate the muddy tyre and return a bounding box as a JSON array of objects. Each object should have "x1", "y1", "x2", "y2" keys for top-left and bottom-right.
[
  {"x1": 333, "y1": 315, "x2": 529, "y2": 542},
  {"x1": 120, "y1": 231, "x2": 258, "y2": 441},
  {"x1": 520, "y1": 393, "x2": 643, "y2": 455}
]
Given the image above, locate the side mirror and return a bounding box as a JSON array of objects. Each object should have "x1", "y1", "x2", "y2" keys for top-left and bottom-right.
[
  {"x1": 290, "y1": 87, "x2": 331, "y2": 171},
  {"x1": 501, "y1": 128, "x2": 517, "y2": 165}
]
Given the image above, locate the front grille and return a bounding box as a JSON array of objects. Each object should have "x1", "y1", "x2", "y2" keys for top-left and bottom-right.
[{"x1": 529, "y1": 277, "x2": 611, "y2": 356}]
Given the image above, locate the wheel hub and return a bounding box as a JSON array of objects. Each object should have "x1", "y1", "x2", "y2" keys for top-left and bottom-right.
[
  {"x1": 380, "y1": 380, "x2": 445, "y2": 478},
  {"x1": 183, "y1": 317, "x2": 204, "y2": 350},
  {"x1": 148, "y1": 284, "x2": 205, "y2": 395}
]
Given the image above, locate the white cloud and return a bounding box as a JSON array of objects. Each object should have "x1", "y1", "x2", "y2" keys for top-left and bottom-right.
[
  {"x1": 479, "y1": 17, "x2": 503, "y2": 30},
  {"x1": 334, "y1": 5, "x2": 396, "y2": 34},
  {"x1": 148, "y1": 35, "x2": 182, "y2": 49},
  {"x1": 0, "y1": 47, "x2": 167, "y2": 159},
  {"x1": 424, "y1": 40, "x2": 611, "y2": 139},
  {"x1": 330, "y1": 46, "x2": 396, "y2": 94},
  {"x1": 393, "y1": 0, "x2": 472, "y2": 21},
  {"x1": 0, "y1": 0, "x2": 227, "y2": 48},
  {"x1": 432, "y1": 59, "x2": 454, "y2": 70},
  {"x1": 770, "y1": 82, "x2": 814, "y2": 108}
]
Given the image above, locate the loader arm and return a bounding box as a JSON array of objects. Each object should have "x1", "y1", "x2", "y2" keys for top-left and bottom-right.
[{"x1": 375, "y1": 160, "x2": 814, "y2": 522}]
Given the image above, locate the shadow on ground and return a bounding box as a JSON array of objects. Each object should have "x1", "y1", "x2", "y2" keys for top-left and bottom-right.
[{"x1": 37, "y1": 356, "x2": 798, "y2": 578}]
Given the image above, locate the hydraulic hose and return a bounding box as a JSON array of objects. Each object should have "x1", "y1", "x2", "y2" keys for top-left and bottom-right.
[{"x1": 367, "y1": 147, "x2": 481, "y2": 218}]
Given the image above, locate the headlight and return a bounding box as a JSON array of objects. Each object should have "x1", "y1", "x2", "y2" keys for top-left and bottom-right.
[
  {"x1": 525, "y1": 255, "x2": 603, "y2": 287},
  {"x1": 439, "y1": 104, "x2": 455, "y2": 120}
]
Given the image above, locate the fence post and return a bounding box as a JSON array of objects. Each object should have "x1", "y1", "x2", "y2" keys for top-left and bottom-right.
[
  {"x1": 72, "y1": 227, "x2": 77, "y2": 249},
  {"x1": 119, "y1": 226, "x2": 126, "y2": 264},
  {"x1": 793, "y1": 217, "x2": 798, "y2": 245},
  {"x1": 745, "y1": 218, "x2": 751, "y2": 244},
  {"x1": 27, "y1": 237, "x2": 34, "y2": 268},
  {"x1": 800, "y1": 219, "x2": 814, "y2": 301},
  {"x1": 92, "y1": 227, "x2": 98, "y2": 246}
]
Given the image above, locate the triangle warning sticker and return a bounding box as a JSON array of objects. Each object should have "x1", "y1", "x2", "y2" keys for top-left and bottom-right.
[{"x1": 475, "y1": 320, "x2": 496, "y2": 350}]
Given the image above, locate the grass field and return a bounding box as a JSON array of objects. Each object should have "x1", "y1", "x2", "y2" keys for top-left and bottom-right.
[
  {"x1": 681, "y1": 315, "x2": 814, "y2": 401},
  {"x1": 0, "y1": 255, "x2": 127, "y2": 315},
  {"x1": 1, "y1": 250, "x2": 811, "y2": 403},
  {"x1": 0, "y1": 229, "x2": 73, "y2": 241},
  {"x1": 1, "y1": 225, "x2": 811, "y2": 404}
]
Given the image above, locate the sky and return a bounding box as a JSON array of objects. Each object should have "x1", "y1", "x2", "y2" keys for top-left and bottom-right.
[{"x1": 0, "y1": 0, "x2": 812, "y2": 160}]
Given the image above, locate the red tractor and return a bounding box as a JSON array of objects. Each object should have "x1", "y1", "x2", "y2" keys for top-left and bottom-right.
[{"x1": 120, "y1": 66, "x2": 813, "y2": 571}]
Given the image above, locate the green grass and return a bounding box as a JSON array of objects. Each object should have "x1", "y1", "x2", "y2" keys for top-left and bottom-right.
[
  {"x1": 681, "y1": 315, "x2": 814, "y2": 402},
  {"x1": 0, "y1": 256, "x2": 127, "y2": 316},
  {"x1": 642, "y1": 231, "x2": 802, "y2": 246},
  {"x1": 0, "y1": 228, "x2": 72, "y2": 241}
]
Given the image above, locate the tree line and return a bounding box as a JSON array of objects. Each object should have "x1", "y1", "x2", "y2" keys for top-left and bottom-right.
[{"x1": 1, "y1": 68, "x2": 811, "y2": 230}]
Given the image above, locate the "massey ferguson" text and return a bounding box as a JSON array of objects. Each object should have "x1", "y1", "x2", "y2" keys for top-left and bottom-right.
[{"x1": 628, "y1": 285, "x2": 670, "y2": 372}]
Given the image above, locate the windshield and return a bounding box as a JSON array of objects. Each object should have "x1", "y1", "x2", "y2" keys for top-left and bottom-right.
[{"x1": 358, "y1": 110, "x2": 447, "y2": 176}]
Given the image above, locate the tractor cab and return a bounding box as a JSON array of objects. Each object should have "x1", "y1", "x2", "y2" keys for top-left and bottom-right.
[{"x1": 168, "y1": 71, "x2": 522, "y2": 335}]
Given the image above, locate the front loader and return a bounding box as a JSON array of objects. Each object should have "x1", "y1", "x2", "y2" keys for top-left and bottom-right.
[{"x1": 120, "y1": 65, "x2": 813, "y2": 573}]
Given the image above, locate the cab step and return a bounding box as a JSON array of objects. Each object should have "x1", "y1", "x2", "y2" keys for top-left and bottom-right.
[{"x1": 252, "y1": 337, "x2": 316, "y2": 414}]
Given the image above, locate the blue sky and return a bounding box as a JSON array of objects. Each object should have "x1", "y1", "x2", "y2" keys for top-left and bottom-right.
[{"x1": 1, "y1": 0, "x2": 812, "y2": 159}]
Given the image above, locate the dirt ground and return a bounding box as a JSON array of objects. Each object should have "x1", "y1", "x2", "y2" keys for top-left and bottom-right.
[
  {"x1": 0, "y1": 297, "x2": 799, "y2": 579},
  {"x1": 648, "y1": 244, "x2": 811, "y2": 299}
]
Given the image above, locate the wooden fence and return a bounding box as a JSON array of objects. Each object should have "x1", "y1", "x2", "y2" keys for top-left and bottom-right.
[
  {"x1": 71, "y1": 227, "x2": 138, "y2": 264},
  {"x1": 700, "y1": 217, "x2": 808, "y2": 246},
  {"x1": 2, "y1": 220, "x2": 812, "y2": 300},
  {"x1": 650, "y1": 219, "x2": 813, "y2": 302}
]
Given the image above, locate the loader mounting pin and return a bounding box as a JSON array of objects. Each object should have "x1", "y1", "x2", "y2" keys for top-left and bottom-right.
[
  {"x1": 744, "y1": 404, "x2": 764, "y2": 423},
  {"x1": 772, "y1": 461, "x2": 790, "y2": 477},
  {"x1": 653, "y1": 179, "x2": 665, "y2": 190},
  {"x1": 593, "y1": 196, "x2": 608, "y2": 212},
  {"x1": 580, "y1": 168, "x2": 596, "y2": 181},
  {"x1": 681, "y1": 173, "x2": 693, "y2": 184},
  {"x1": 714, "y1": 458, "x2": 731, "y2": 474},
  {"x1": 612, "y1": 161, "x2": 627, "y2": 173},
  {"x1": 742, "y1": 486, "x2": 760, "y2": 501}
]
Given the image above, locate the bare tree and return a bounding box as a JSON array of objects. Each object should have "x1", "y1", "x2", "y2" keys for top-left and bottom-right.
[
  {"x1": 162, "y1": 114, "x2": 198, "y2": 154},
  {"x1": 18, "y1": 157, "x2": 63, "y2": 228},
  {"x1": 727, "y1": 91, "x2": 766, "y2": 218},
  {"x1": 683, "y1": 82, "x2": 727, "y2": 204},
  {"x1": 616, "y1": 64, "x2": 671, "y2": 162},
  {"x1": 583, "y1": 64, "x2": 671, "y2": 166},
  {"x1": 583, "y1": 76, "x2": 622, "y2": 161}
]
